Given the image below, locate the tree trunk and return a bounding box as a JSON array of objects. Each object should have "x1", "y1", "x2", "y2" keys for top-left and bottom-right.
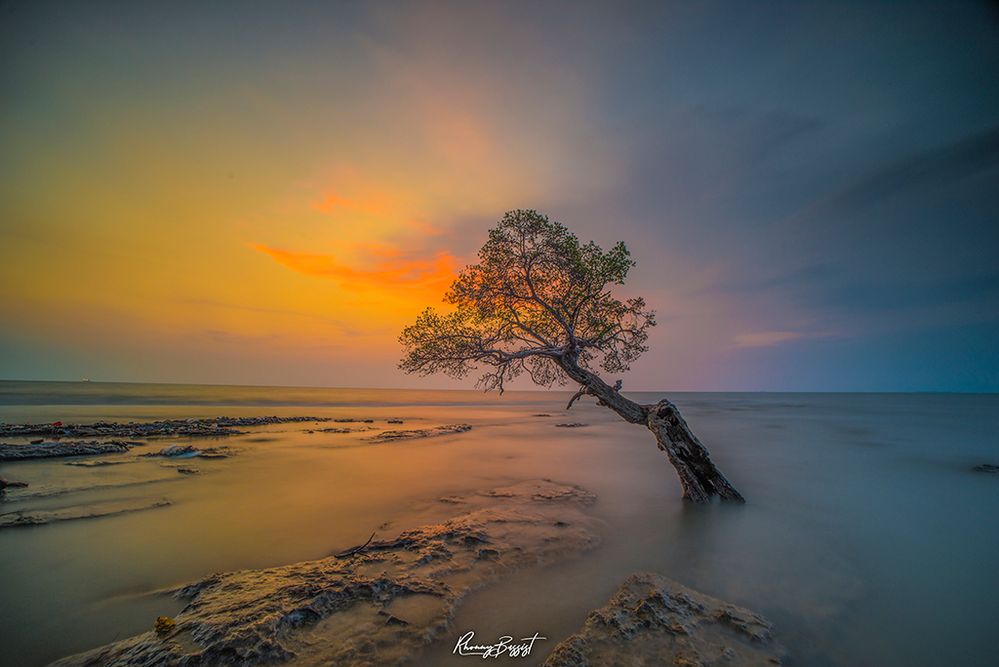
[
  {"x1": 558, "y1": 355, "x2": 744, "y2": 503},
  {"x1": 645, "y1": 400, "x2": 744, "y2": 502}
]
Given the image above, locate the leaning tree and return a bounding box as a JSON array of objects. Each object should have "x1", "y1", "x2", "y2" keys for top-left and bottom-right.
[{"x1": 399, "y1": 210, "x2": 743, "y2": 502}]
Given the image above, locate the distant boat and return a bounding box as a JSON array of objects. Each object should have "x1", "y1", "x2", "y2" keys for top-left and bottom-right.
[{"x1": 81, "y1": 378, "x2": 91, "y2": 382}]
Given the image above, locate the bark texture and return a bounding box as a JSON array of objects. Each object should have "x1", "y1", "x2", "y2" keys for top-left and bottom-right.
[
  {"x1": 559, "y1": 355, "x2": 744, "y2": 503},
  {"x1": 646, "y1": 400, "x2": 744, "y2": 502}
]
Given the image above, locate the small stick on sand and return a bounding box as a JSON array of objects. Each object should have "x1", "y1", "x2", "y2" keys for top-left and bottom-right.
[{"x1": 334, "y1": 532, "x2": 375, "y2": 558}]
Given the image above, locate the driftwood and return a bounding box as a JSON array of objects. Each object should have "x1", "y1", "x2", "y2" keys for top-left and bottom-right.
[{"x1": 333, "y1": 532, "x2": 376, "y2": 558}]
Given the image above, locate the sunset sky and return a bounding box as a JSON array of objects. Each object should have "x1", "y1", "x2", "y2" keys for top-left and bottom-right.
[{"x1": 2, "y1": 1, "x2": 997, "y2": 391}]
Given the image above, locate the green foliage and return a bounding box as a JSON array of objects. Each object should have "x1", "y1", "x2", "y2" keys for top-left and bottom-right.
[{"x1": 399, "y1": 210, "x2": 656, "y2": 391}]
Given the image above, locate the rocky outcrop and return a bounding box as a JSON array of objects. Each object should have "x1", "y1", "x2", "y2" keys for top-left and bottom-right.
[
  {"x1": 543, "y1": 572, "x2": 784, "y2": 667},
  {"x1": 0, "y1": 499, "x2": 171, "y2": 529},
  {"x1": 367, "y1": 424, "x2": 473, "y2": 443},
  {"x1": 0, "y1": 440, "x2": 134, "y2": 461},
  {"x1": 51, "y1": 479, "x2": 598, "y2": 667},
  {"x1": 140, "y1": 445, "x2": 235, "y2": 460},
  {"x1": 0, "y1": 416, "x2": 331, "y2": 440},
  {"x1": 313, "y1": 426, "x2": 373, "y2": 434}
]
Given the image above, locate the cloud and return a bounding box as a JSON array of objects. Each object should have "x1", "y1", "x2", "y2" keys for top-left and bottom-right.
[
  {"x1": 253, "y1": 242, "x2": 457, "y2": 292},
  {"x1": 795, "y1": 124, "x2": 999, "y2": 226},
  {"x1": 732, "y1": 330, "x2": 805, "y2": 348}
]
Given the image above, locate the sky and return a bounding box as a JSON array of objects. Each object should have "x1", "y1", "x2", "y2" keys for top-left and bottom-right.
[{"x1": 1, "y1": 0, "x2": 997, "y2": 392}]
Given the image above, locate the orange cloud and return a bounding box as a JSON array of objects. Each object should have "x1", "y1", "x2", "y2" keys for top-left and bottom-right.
[
  {"x1": 309, "y1": 190, "x2": 443, "y2": 237},
  {"x1": 311, "y1": 193, "x2": 391, "y2": 216},
  {"x1": 253, "y1": 242, "x2": 458, "y2": 293}
]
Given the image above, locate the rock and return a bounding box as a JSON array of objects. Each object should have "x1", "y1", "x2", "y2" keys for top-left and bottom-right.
[
  {"x1": 157, "y1": 445, "x2": 199, "y2": 458},
  {"x1": 532, "y1": 413, "x2": 552, "y2": 417},
  {"x1": 486, "y1": 479, "x2": 597, "y2": 504},
  {"x1": 196, "y1": 447, "x2": 233, "y2": 459},
  {"x1": 51, "y1": 480, "x2": 600, "y2": 667},
  {"x1": 30, "y1": 438, "x2": 43, "y2": 444},
  {"x1": 542, "y1": 572, "x2": 785, "y2": 667},
  {"x1": 972, "y1": 463, "x2": 999, "y2": 474},
  {"x1": 64, "y1": 459, "x2": 129, "y2": 467},
  {"x1": 316, "y1": 426, "x2": 370, "y2": 434},
  {"x1": 367, "y1": 424, "x2": 473, "y2": 443},
  {"x1": 0, "y1": 499, "x2": 172, "y2": 529},
  {"x1": 555, "y1": 422, "x2": 588, "y2": 428},
  {"x1": 0, "y1": 477, "x2": 29, "y2": 490},
  {"x1": 387, "y1": 419, "x2": 404, "y2": 424},
  {"x1": 0, "y1": 416, "x2": 333, "y2": 440},
  {"x1": 378, "y1": 611, "x2": 409, "y2": 626},
  {"x1": 142, "y1": 445, "x2": 234, "y2": 460},
  {"x1": 154, "y1": 616, "x2": 176, "y2": 635},
  {"x1": 176, "y1": 467, "x2": 200, "y2": 475},
  {"x1": 0, "y1": 440, "x2": 133, "y2": 461}
]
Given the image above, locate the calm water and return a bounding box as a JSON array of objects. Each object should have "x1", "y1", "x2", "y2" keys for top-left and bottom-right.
[{"x1": 1, "y1": 381, "x2": 997, "y2": 666}]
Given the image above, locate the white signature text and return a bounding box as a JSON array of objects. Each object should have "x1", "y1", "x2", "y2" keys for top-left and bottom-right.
[{"x1": 453, "y1": 630, "x2": 546, "y2": 659}]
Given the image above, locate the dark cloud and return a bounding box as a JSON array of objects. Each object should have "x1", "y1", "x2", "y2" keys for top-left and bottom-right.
[{"x1": 794, "y1": 124, "x2": 999, "y2": 229}]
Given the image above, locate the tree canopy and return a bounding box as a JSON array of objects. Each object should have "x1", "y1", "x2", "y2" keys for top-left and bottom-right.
[
  {"x1": 399, "y1": 209, "x2": 743, "y2": 503},
  {"x1": 399, "y1": 209, "x2": 656, "y2": 392}
]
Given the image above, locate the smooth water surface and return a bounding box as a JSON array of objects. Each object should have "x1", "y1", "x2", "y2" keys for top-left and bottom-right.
[{"x1": 1, "y1": 381, "x2": 997, "y2": 666}]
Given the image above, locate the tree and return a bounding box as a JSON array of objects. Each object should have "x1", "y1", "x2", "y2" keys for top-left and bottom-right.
[{"x1": 399, "y1": 209, "x2": 744, "y2": 502}]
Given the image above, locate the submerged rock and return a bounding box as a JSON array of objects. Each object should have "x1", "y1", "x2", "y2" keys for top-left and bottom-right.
[
  {"x1": 315, "y1": 426, "x2": 372, "y2": 434},
  {"x1": 157, "y1": 445, "x2": 199, "y2": 458},
  {"x1": 554, "y1": 422, "x2": 588, "y2": 428},
  {"x1": 141, "y1": 446, "x2": 235, "y2": 460},
  {"x1": 64, "y1": 459, "x2": 130, "y2": 467},
  {"x1": 543, "y1": 572, "x2": 784, "y2": 667},
  {"x1": 195, "y1": 447, "x2": 234, "y2": 459},
  {"x1": 367, "y1": 424, "x2": 473, "y2": 443},
  {"x1": 0, "y1": 498, "x2": 171, "y2": 529},
  {"x1": 0, "y1": 440, "x2": 133, "y2": 461},
  {"x1": 972, "y1": 463, "x2": 999, "y2": 474},
  {"x1": 51, "y1": 479, "x2": 599, "y2": 667},
  {"x1": 0, "y1": 477, "x2": 29, "y2": 491}
]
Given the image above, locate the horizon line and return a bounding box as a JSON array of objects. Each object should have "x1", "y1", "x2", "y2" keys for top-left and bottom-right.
[{"x1": 0, "y1": 377, "x2": 995, "y2": 395}]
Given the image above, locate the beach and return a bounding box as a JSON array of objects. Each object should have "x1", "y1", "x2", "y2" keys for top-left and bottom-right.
[{"x1": 1, "y1": 381, "x2": 997, "y2": 666}]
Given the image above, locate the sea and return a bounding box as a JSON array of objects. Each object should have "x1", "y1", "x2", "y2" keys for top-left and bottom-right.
[{"x1": 0, "y1": 381, "x2": 997, "y2": 666}]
